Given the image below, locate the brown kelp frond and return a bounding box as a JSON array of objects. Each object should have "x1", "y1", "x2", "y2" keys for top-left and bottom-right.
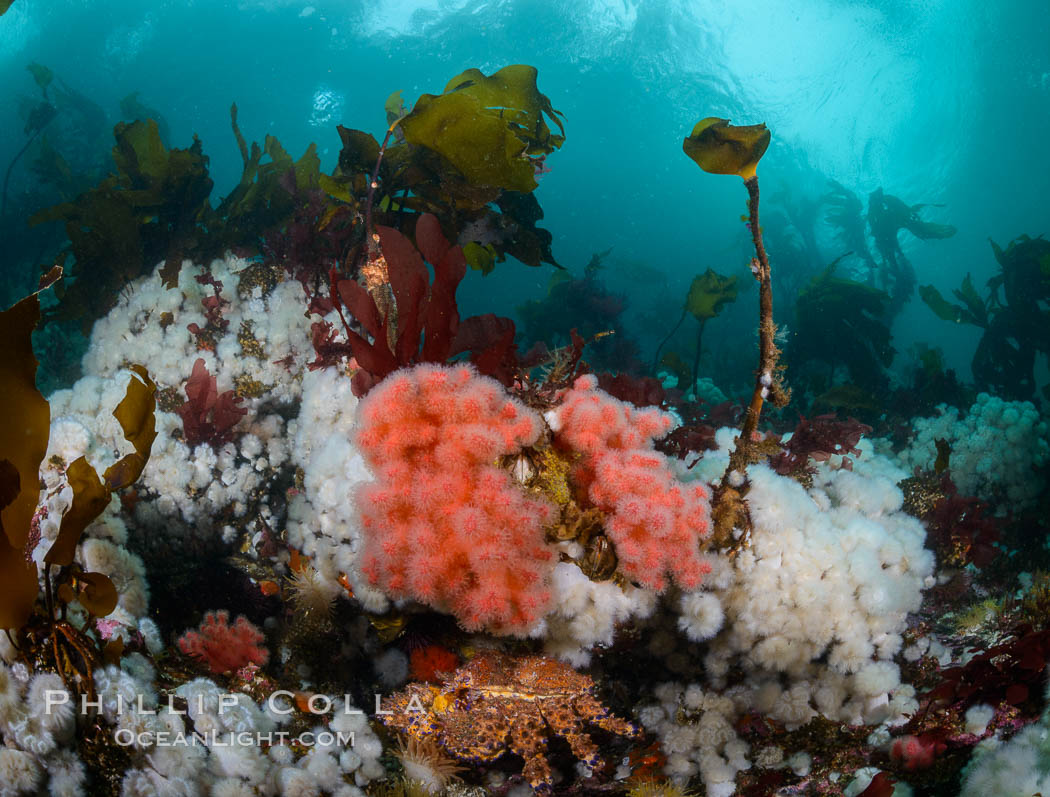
[{"x1": 2, "y1": 279, "x2": 157, "y2": 700}]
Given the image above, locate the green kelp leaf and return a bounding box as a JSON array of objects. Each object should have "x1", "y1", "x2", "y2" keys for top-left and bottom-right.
[
  {"x1": 463, "y1": 241, "x2": 497, "y2": 275},
  {"x1": 686, "y1": 269, "x2": 739, "y2": 321},
  {"x1": 112, "y1": 119, "x2": 168, "y2": 184},
  {"x1": 909, "y1": 220, "x2": 957, "y2": 240},
  {"x1": 229, "y1": 103, "x2": 250, "y2": 167},
  {"x1": 401, "y1": 64, "x2": 564, "y2": 193},
  {"x1": 319, "y1": 172, "x2": 354, "y2": 204},
  {"x1": 385, "y1": 89, "x2": 407, "y2": 127},
  {"x1": 32, "y1": 119, "x2": 214, "y2": 325},
  {"x1": 30, "y1": 188, "x2": 146, "y2": 326},
  {"x1": 989, "y1": 237, "x2": 1006, "y2": 268},
  {"x1": 264, "y1": 134, "x2": 292, "y2": 169},
  {"x1": 1, "y1": 1, "x2": 16, "y2": 17},
  {"x1": 31, "y1": 136, "x2": 76, "y2": 197},
  {"x1": 794, "y1": 268, "x2": 895, "y2": 388},
  {"x1": 1040, "y1": 253, "x2": 1050, "y2": 278},
  {"x1": 335, "y1": 126, "x2": 381, "y2": 175},
  {"x1": 495, "y1": 191, "x2": 562, "y2": 268},
  {"x1": 23, "y1": 101, "x2": 57, "y2": 137},
  {"x1": 27, "y1": 62, "x2": 53, "y2": 93},
  {"x1": 164, "y1": 140, "x2": 214, "y2": 209},
  {"x1": 214, "y1": 126, "x2": 312, "y2": 248},
  {"x1": 103, "y1": 365, "x2": 157, "y2": 490},
  {"x1": 256, "y1": 136, "x2": 320, "y2": 193},
  {"x1": 112, "y1": 122, "x2": 212, "y2": 213},
  {"x1": 77, "y1": 571, "x2": 118, "y2": 617},
  {"x1": 916, "y1": 344, "x2": 945, "y2": 376},
  {"x1": 120, "y1": 92, "x2": 170, "y2": 145},
  {"x1": 402, "y1": 90, "x2": 537, "y2": 192},
  {"x1": 438, "y1": 64, "x2": 565, "y2": 147},
  {"x1": 952, "y1": 273, "x2": 987, "y2": 327},
  {"x1": 919, "y1": 284, "x2": 964, "y2": 323},
  {"x1": 683, "y1": 118, "x2": 770, "y2": 180},
  {"x1": 294, "y1": 142, "x2": 321, "y2": 191},
  {"x1": 546, "y1": 269, "x2": 572, "y2": 293},
  {"x1": 45, "y1": 457, "x2": 109, "y2": 567}
]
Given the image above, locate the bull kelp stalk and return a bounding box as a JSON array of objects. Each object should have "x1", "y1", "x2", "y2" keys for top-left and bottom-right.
[
  {"x1": 736, "y1": 175, "x2": 780, "y2": 460},
  {"x1": 683, "y1": 117, "x2": 789, "y2": 550},
  {"x1": 359, "y1": 98, "x2": 409, "y2": 342},
  {"x1": 363, "y1": 120, "x2": 401, "y2": 258},
  {"x1": 359, "y1": 121, "x2": 399, "y2": 340}
]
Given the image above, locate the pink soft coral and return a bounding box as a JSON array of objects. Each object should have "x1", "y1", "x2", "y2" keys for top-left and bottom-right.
[
  {"x1": 552, "y1": 374, "x2": 711, "y2": 591},
  {"x1": 355, "y1": 363, "x2": 556, "y2": 635},
  {"x1": 177, "y1": 610, "x2": 269, "y2": 674}
]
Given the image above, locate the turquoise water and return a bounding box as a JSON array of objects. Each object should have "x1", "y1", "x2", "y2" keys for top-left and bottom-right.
[{"x1": 3, "y1": 0, "x2": 1048, "y2": 382}]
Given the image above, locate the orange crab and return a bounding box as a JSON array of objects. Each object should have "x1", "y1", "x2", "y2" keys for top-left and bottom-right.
[{"x1": 380, "y1": 650, "x2": 641, "y2": 791}]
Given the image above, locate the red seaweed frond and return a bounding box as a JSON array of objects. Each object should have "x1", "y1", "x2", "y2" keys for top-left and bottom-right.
[
  {"x1": 176, "y1": 358, "x2": 247, "y2": 447},
  {"x1": 187, "y1": 272, "x2": 230, "y2": 350},
  {"x1": 314, "y1": 212, "x2": 520, "y2": 395},
  {"x1": 918, "y1": 626, "x2": 1050, "y2": 723},
  {"x1": 923, "y1": 473, "x2": 1001, "y2": 568},
  {"x1": 596, "y1": 371, "x2": 668, "y2": 409},
  {"x1": 770, "y1": 413, "x2": 872, "y2": 476},
  {"x1": 857, "y1": 772, "x2": 897, "y2": 797}
]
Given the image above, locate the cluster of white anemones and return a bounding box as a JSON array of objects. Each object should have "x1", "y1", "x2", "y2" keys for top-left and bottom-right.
[
  {"x1": 86, "y1": 654, "x2": 385, "y2": 797},
  {"x1": 0, "y1": 661, "x2": 83, "y2": 797},
  {"x1": 50, "y1": 256, "x2": 320, "y2": 553},
  {"x1": 892, "y1": 392, "x2": 1049, "y2": 509},
  {"x1": 642, "y1": 430, "x2": 935, "y2": 794}
]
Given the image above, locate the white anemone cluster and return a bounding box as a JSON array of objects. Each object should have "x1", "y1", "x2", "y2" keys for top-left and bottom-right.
[
  {"x1": 893, "y1": 392, "x2": 1049, "y2": 508},
  {"x1": 645, "y1": 430, "x2": 934, "y2": 793},
  {"x1": 537, "y1": 560, "x2": 657, "y2": 666},
  {"x1": 47, "y1": 256, "x2": 320, "y2": 548},
  {"x1": 0, "y1": 662, "x2": 83, "y2": 797},
  {"x1": 86, "y1": 655, "x2": 385, "y2": 797},
  {"x1": 284, "y1": 366, "x2": 389, "y2": 613},
  {"x1": 961, "y1": 677, "x2": 1050, "y2": 796}
]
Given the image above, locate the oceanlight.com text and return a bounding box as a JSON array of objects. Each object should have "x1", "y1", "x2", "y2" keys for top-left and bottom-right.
[{"x1": 112, "y1": 730, "x2": 356, "y2": 748}]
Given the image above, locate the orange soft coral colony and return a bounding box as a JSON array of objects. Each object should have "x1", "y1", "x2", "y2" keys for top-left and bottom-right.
[
  {"x1": 551, "y1": 375, "x2": 712, "y2": 591},
  {"x1": 354, "y1": 363, "x2": 556, "y2": 635}
]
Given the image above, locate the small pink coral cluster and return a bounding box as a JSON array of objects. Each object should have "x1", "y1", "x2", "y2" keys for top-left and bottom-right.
[
  {"x1": 177, "y1": 610, "x2": 269, "y2": 674},
  {"x1": 553, "y1": 375, "x2": 711, "y2": 591},
  {"x1": 355, "y1": 364, "x2": 556, "y2": 635}
]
